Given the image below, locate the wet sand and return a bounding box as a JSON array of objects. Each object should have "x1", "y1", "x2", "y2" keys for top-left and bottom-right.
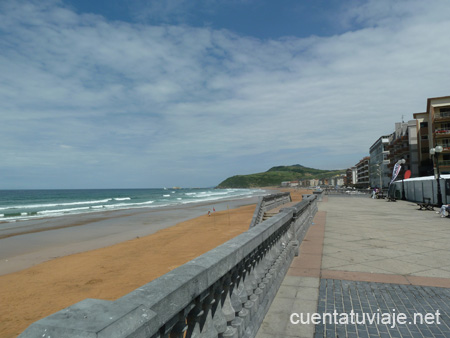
[
  {"x1": 0, "y1": 188, "x2": 308, "y2": 338},
  {"x1": 0, "y1": 197, "x2": 261, "y2": 276}
]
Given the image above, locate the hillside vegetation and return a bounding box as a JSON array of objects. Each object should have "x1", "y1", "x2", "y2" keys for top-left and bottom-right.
[{"x1": 217, "y1": 164, "x2": 345, "y2": 188}]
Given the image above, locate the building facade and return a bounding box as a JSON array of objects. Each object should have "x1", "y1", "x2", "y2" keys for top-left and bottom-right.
[
  {"x1": 369, "y1": 135, "x2": 391, "y2": 189},
  {"x1": 355, "y1": 156, "x2": 370, "y2": 188},
  {"x1": 387, "y1": 120, "x2": 419, "y2": 179},
  {"x1": 414, "y1": 111, "x2": 431, "y2": 176},
  {"x1": 426, "y1": 96, "x2": 450, "y2": 175}
]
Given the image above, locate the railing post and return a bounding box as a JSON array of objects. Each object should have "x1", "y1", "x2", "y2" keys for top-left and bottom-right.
[
  {"x1": 221, "y1": 274, "x2": 239, "y2": 338},
  {"x1": 212, "y1": 282, "x2": 227, "y2": 336}
]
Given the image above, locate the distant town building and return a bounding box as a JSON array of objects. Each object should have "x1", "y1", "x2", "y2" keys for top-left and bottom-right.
[{"x1": 281, "y1": 181, "x2": 299, "y2": 187}]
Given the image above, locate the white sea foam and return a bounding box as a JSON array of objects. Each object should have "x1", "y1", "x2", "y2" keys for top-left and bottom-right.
[
  {"x1": 0, "y1": 198, "x2": 113, "y2": 210},
  {"x1": 38, "y1": 207, "x2": 91, "y2": 215},
  {"x1": 0, "y1": 189, "x2": 265, "y2": 223},
  {"x1": 103, "y1": 200, "x2": 155, "y2": 209}
]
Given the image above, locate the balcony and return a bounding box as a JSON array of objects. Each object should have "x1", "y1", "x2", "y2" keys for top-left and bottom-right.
[
  {"x1": 440, "y1": 160, "x2": 450, "y2": 168},
  {"x1": 434, "y1": 129, "x2": 450, "y2": 138},
  {"x1": 434, "y1": 112, "x2": 450, "y2": 122},
  {"x1": 436, "y1": 144, "x2": 450, "y2": 152}
]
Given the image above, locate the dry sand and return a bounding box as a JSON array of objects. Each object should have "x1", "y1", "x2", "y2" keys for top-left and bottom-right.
[{"x1": 0, "y1": 188, "x2": 308, "y2": 338}]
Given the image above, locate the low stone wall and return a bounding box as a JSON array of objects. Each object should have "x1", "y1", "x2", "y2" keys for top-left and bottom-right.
[
  {"x1": 249, "y1": 192, "x2": 292, "y2": 228},
  {"x1": 19, "y1": 195, "x2": 318, "y2": 338}
]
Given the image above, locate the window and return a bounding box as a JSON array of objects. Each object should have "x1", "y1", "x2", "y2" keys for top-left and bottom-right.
[
  {"x1": 420, "y1": 122, "x2": 428, "y2": 128},
  {"x1": 440, "y1": 139, "x2": 450, "y2": 147}
]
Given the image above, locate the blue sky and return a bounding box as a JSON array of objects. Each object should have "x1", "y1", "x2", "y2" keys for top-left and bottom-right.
[{"x1": 1, "y1": 0, "x2": 450, "y2": 189}]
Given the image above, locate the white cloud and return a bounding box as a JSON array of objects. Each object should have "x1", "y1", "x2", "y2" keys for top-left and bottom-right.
[{"x1": 1, "y1": 0, "x2": 450, "y2": 187}]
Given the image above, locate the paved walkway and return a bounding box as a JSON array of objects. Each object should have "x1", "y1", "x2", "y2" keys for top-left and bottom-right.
[{"x1": 256, "y1": 195, "x2": 450, "y2": 338}]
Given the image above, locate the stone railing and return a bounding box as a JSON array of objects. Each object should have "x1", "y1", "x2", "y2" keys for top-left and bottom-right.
[
  {"x1": 313, "y1": 190, "x2": 323, "y2": 201},
  {"x1": 249, "y1": 192, "x2": 292, "y2": 228},
  {"x1": 323, "y1": 188, "x2": 370, "y2": 196},
  {"x1": 19, "y1": 195, "x2": 318, "y2": 338}
]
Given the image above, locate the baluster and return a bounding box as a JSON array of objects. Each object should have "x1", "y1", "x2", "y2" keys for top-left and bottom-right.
[
  {"x1": 221, "y1": 274, "x2": 238, "y2": 338},
  {"x1": 250, "y1": 253, "x2": 263, "y2": 308},
  {"x1": 212, "y1": 282, "x2": 227, "y2": 336},
  {"x1": 266, "y1": 241, "x2": 277, "y2": 278},
  {"x1": 169, "y1": 312, "x2": 188, "y2": 338},
  {"x1": 199, "y1": 289, "x2": 219, "y2": 338},
  {"x1": 234, "y1": 263, "x2": 251, "y2": 336},
  {"x1": 256, "y1": 246, "x2": 269, "y2": 299},
  {"x1": 243, "y1": 258, "x2": 257, "y2": 310},
  {"x1": 241, "y1": 259, "x2": 256, "y2": 337},
  {"x1": 186, "y1": 300, "x2": 204, "y2": 338},
  {"x1": 230, "y1": 270, "x2": 245, "y2": 337}
]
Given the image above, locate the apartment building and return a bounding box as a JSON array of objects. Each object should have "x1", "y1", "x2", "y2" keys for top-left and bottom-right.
[
  {"x1": 369, "y1": 135, "x2": 390, "y2": 189},
  {"x1": 346, "y1": 167, "x2": 357, "y2": 186},
  {"x1": 387, "y1": 120, "x2": 419, "y2": 178},
  {"x1": 355, "y1": 156, "x2": 370, "y2": 188},
  {"x1": 426, "y1": 96, "x2": 450, "y2": 175},
  {"x1": 414, "y1": 111, "x2": 431, "y2": 176}
]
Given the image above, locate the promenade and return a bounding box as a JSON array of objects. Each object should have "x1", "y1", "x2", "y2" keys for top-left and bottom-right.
[{"x1": 257, "y1": 194, "x2": 450, "y2": 338}]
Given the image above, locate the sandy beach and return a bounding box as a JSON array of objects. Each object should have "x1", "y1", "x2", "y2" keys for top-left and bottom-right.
[{"x1": 0, "y1": 188, "x2": 308, "y2": 338}]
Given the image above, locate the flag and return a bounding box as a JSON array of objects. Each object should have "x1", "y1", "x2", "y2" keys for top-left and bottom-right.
[{"x1": 390, "y1": 162, "x2": 401, "y2": 183}]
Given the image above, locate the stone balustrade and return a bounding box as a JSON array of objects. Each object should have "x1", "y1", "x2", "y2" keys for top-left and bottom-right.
[
  {"x1": 249, "y1": 192, "x2": 291, "y2": 228},
  {"x1": 19, "y1": 194, "x2": 318, "y2": 338}
]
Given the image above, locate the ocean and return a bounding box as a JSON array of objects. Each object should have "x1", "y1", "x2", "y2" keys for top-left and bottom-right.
[{"x1": 0, "y1": 188, "x2": 266, "y2": 223}]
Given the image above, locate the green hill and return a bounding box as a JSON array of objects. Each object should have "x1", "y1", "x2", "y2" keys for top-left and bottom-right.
[{"x1": 217, "y1": 164, "x2": 345, "y2": 188}]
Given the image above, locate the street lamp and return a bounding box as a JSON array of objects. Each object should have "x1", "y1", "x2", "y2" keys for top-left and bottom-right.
[
  {"x1": 374, "y1": 163, "x2": 383, "y2": 190},
  {"x1": 430, "y1": 146, "x2": 443, "y2": 206}
]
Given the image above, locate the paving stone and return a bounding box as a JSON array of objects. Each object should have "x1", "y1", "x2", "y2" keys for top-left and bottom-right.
[{"x1": 315, "y1": 279, "x2": 450, "y2": 338}]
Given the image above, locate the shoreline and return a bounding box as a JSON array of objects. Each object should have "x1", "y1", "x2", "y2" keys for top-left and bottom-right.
[
  {"x1": 0, "y1": 195, "x2": 263, "y2": 276},
  {"x1": 0, "y1": 195, "x2": 263, "y2": 239}
]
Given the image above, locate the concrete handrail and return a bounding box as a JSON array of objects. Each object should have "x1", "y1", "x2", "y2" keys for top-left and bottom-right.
[
  {"x1": 249, "y1": 192, "x2": 292, "y2": 228},
  {"x1": 19, "y1": 195, "x2": 318, "y2": 338}
]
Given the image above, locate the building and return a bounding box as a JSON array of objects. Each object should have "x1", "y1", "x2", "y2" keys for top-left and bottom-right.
[
  {"x1": 369, "y1": 135, "x2": 391, "y2": 189},
  {"x1": 355, "y1": 156, "x2": 370, "y2": 188},
  {"x1": 425, "y1": 96, "x2": 450, "y2": 175},
  {"x1": 346, "y1": 167, "x2": 357, "y2": 186},
  {"x1": 414, "y1": 111, "x2": 431, "y2": 176},
  {"x1": 387, "y1": 120, "x2": 419, "y2": 179}
]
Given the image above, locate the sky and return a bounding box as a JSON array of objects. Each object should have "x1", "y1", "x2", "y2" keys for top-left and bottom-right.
[{"x1": 1, "y1": 0, "x2": 450, "y2": 189}]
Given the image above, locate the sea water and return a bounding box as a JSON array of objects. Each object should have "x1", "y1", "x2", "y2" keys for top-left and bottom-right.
[{"x1": 0, "y1": 188, "x2": 266, "y2": 223}]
